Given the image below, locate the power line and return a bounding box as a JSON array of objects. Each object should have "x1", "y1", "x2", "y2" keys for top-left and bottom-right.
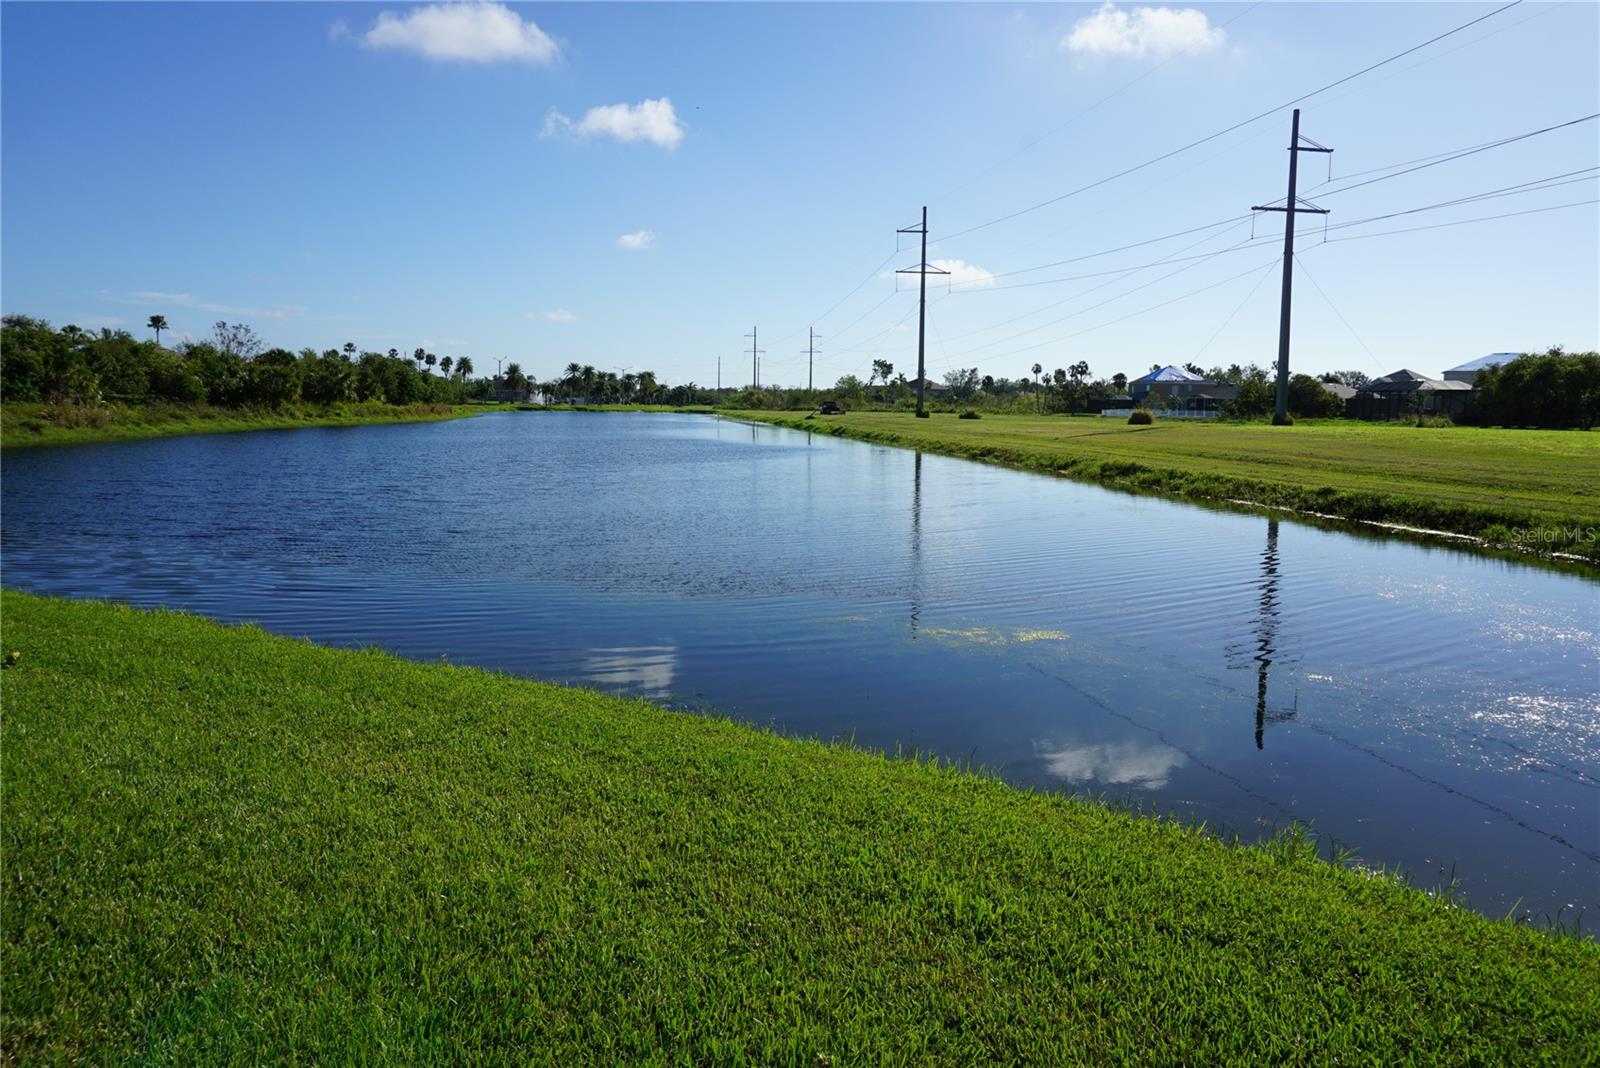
[
  {"x1": 925, "y1": 257, "x2": 1285, "y2": 374},
  {"x1": 939, "y1": 222, "x2": 1254, "y2": 348},
  {"x1": 929, "y1": 3, "x2": 1266, "y2": 207},
  {"x1": 972, "y1": 215, "x2": 1252, "y2": 283},
  {"x1": 1291, "y1": 254, "x2": 1386, "y2": 373},
  {"x1": 1318, "y1": 197, "x2": 1597, "y2": 245},
  {"x1": 935, "y1": 238, "x2": 1258, "y2": 362},
  {"x1": 1189, "y1": 258, "x2": 1280, "y2": 367},
  {"x1": 969, "y1": 167, "x2": 1596, "y2": 298},
  {"x1": 1320, "y1": 168, "x2": 1598, "y2": 234},
  {"x1": 1312, "y1": 113, "x2": 1599, "y2": 200},
  {"x1": 936, "y1": 0, "x2": 1526, "y2": 243}
]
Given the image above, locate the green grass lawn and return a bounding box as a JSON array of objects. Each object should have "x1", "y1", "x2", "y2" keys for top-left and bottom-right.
[
  {"x1": 0, "y1": 400, "x2": 495, "y2": 449},
  {"x1": 4, "y1": 591, "x2": 1596, "y2": 1063},
  {"x1": 732, "y1": 411, "x2": 1600, "y2": 563}
]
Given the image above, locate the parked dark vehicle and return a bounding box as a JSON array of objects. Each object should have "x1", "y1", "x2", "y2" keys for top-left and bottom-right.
[{"x1": 818, "y1": 401, "x2": 845, "y2": 415}]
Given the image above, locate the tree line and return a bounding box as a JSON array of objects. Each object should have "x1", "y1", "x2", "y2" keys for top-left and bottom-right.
[
  {"x1": 3, "y1": 314, "x2": 1592, "y2": 427},
  {"x1": 0, "y1": 316, "x2": 494, "y2": 409}
]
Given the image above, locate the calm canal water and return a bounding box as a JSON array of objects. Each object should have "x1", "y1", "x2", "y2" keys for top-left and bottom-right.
[{"x1": 3, "y1": 412, "x2": 1596, "y2": 922}]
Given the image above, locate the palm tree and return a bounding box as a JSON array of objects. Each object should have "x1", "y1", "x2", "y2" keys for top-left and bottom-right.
[
  {"x1": 580, "y1": 364, "x2": 597, "y2": 402},
  {"x1": 147, "y1": 315, "x2": 168, "y2": 345},
  {"x1": 413, "y1": 348, "x2": 426, "y2": 371},
  {"x1": 343, "y1": 342, "x2": 357, "y2": 362},
  {"x1": 424, "y1": 353, "x2": 438, "y2": 375},
  {"x1": 1031, "y1": 363, "x2": 1043, "y2": 412},
  {"x1": 456, "y1": 357, "x2": 474, "y2": 381},
  {"x1": 388, "y1": 348, "x2": 400, "y2": 361},
  {"x1": 636, "y1": 370, "x2": 658, "y2": 403},
  {"x1": 439, "y1": 356, "x2": 453, "y2": 378}
]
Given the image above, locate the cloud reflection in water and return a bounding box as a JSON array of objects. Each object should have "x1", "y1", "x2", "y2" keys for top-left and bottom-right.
[
  {"x1": 1039, "y1": 739, "x2": 1189, "y2": 790},
  {"x1": 582, "y1": 646, "x2": 677, "y2": 697}
]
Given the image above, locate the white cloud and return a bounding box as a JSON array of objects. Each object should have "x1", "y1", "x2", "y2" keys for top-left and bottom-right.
[
  {"x1": 934, "y1": 259, "x2": 996, "y2": 288},
  {"x1": 119, "y1": 291, "x2": 305, "y2": 320},
  {"x1": 357, "y1": 2, "x2": 559, "y2": 64},
  {"x1": 616, "y1": 230, "x2": 658, "y2": 252},
  {"x1": 1063, "y1": 2, "x2": 1225, "y2": 59},
  {"x1": 530, "y1": 308, "x2": 577, "y2": 323},
  {"x1": 542, "y1": 98, "x2": 684, "y2": 149}
]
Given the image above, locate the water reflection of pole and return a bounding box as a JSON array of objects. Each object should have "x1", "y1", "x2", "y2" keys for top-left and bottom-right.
[
  {"x1": 909, "y1": 451, "x2": 923, "y2": 638},
  {"x1": 1253, "y1": 517, "x2": 1296, "y2": 749}
]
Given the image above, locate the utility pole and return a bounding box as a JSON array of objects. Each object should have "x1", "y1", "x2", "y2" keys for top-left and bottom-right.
[
  {"x1": 1251, "y1": 109, "x2": 1332, "y2": 425},
  {"x1": 897, "y1": 207, "x2": 949, "y2": 417},
  {"x1": 804, "y1": 327, "x2": 820, "y2": 392},
  {"x1": 717, "y1": 354, "x2": 721, "y2": 392},
  {"x1": 745, "y1": 327, "x2": 764, "y2": 390}
]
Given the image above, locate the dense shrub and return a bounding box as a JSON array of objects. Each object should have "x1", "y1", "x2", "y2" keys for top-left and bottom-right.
[
  {"x1": 1, "y1": 317, "x2": 474, "y2": 412},
  {"x1": 1470, "y1": 349, "x2": 1599, "y2": 429},
  {"x1": 959, "y1": 410, "x2": 981, "y2": 420},
  {"x1": 1288, "y1": 373, "x2": 1345, "y2": 418},
  {"x1": 1128, "y1": 409, "x2": 1154, "y2": 425}
]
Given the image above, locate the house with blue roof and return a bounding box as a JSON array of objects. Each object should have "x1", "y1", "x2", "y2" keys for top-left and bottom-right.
[
  {"x1": 1443, "y1": 352, "x2": 1519, "y2": 384},
  {"x1": 1126, "y1": 365, "x2": 1237, "y2": 415}
]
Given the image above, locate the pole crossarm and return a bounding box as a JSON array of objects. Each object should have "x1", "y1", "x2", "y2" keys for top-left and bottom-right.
[{"x1": 1251, "y1": 198, "x2": 1331, "y2": 215}]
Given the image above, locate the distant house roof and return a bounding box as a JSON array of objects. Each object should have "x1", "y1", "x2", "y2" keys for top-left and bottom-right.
[
  {"x1": 1362, "y1": 369, "x2": 1470, "y2": 393},
  {"x1": 1130, "y1": 365, "x2": 1205, "y2": 385},
  {"x1": 1446, "y1": 352, "x2": 1519, "y2": 373},
  {"x1": 1320, "y1": 381, "x2": 1358, "y2": 399}
]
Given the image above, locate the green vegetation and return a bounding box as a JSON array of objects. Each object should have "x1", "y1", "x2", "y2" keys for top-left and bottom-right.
[
  {"x1": 1471, "y1": 349, "x2": 1600, "y2": 429},
  {"x1": 733, "y1": 411, "x2": 1600, "y2": 564},
  {"x1": 4, "y1": 591, "x2": 1595, "y2": 1062},
  {"x1": 1, "y1": 400, "x2": 490, "y2": 448},
  {"x1": 1, "y1": 315, "x2": 489, "y2": 411}
]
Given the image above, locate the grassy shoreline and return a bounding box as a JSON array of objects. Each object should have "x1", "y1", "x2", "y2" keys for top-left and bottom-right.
[
  {"x1": 0, "y1": 400, "x2": 499, "y2": 449},
  {"x1": 4, "y1": 591, "x2": 1596, "y2": 1062},
  {"x1": 729, "y1": 410, "x2": 1600, "y2": 565}
]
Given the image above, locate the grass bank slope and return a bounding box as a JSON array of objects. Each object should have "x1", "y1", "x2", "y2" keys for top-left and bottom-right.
[
  {"x1": 3, "y1": 592, "x2": 1596, "y2": 1063},
  {"x1": 732, "y1": 411, "x2": 1600, "y2": 564},
  {"x1": 0, "y1": 400, "x2": 492, "y2": 448}
]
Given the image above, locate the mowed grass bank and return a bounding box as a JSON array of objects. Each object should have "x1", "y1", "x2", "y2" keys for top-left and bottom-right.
[
  {"x1": 732, "y1": 411, "x2": 1600, "y2": 564},
  {"x1": 0, "y1": 400, "x2": 494, "y2": 449},
  {"x1": 4, "y1": 593, "x2": 1597, "y2": 1063}
]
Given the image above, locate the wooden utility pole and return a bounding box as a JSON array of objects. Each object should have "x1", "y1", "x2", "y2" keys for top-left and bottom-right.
[
  {"x1": 897, "y1": 207, "x2": 949, "y2": 417},
  {"x1": 1251, "y1": 109, "x2": 1332, "y2": 424}
]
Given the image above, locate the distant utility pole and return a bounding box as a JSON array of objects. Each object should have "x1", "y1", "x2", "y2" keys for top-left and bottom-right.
[
  {"x1": 804, "y1": 327, "x2": 820, "y2": 392},
  {"x1": 1251, "y1": 108, "x2": 1332, "y2": 425},
  {"x1": 897, "y1": 206, "x2": 949, "y2": 417},
  {"x1": 745, "y1": 327, "x2": 764, "y2": 390},
  {"x1": 717, "y1": 354, "x2": 721, "y2": 391}
]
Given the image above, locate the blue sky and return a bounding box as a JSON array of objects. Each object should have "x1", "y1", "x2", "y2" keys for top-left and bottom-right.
[{"x1": 3, "y1": 1, "x2": 1596, "y2": 387}]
